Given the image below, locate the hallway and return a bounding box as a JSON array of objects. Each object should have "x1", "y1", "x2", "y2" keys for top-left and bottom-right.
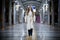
[
  {"x1": 1, "y1": 23, "x2": 60, "y2": 40},
  {"x1": 0, "y1": 0, "x2": 60, "y2": 40}
]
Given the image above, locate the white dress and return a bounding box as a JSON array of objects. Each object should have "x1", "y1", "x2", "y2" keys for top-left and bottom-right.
[
  {"x1": 25, "y1": 10, "x2": 36, "y2": 36},
  {"x1": 25, "y1": 11, "x2": 33, "y2": 30},
  {"x1": 26, "y1": 11, "x2": 34, "y2": 30}
]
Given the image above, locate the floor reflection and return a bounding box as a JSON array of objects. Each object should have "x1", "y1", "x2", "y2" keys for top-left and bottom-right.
[{"x1": 0, "y1": 23, "x2": 60, "y2": 40}]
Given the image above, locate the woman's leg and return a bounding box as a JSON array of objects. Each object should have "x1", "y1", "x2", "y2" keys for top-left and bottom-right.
[
  {"x1": 28, "y1": 29, "x2": 33, "y2": 36},
  {"x1": 28, "y1": 30, "x2": 30, "y2": 36},
  {"x1": 29, "y1": 28, "x2": 33, "y2": 36},
  {"x1": 31, "y1": 28, "x2": 33, "y2": 36}
]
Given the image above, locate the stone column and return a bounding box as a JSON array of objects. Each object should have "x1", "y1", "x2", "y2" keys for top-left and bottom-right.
[
  {"x1": 21, "y1": 9, "x2": 24, "y2": 23},
  {"x1": 48, "y1": 4, "x2": 50, "y2": 25},
  {"x1": 42, "y1": 5, "x2": 45, "y2": 23},
  {"x1": 58, "y1": 0, "x2": 60, "y2": 27},
  {"x1": 20, "y1": 9, "x2": 23, "y2": 23},
  {"x1": 13, "y1": 2, "x2": 16, "y2": 25},
  {"x1": 2, "y1": 0, "x2": 5, "y2": 30},
  {"x1": 9, "y1": 0, "x2": 12, "y2": 26},
  {"x1": 40, "y1": 9, "x2": 43, "y2": 23},
  {"x1": 51, "y1": 0, "x2": 54, "y2": 26},
  {"x1": 40, "y1": 12, "x2": 41, "y2": 23},
  {"x1": 48, "y1": 9, "x2": 50, "y2": 25}
]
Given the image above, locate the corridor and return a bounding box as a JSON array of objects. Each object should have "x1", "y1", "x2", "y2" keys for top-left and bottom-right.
[
  {"x1": 0, "y1": 0, "x2": 60, "y2": 40},
  {"x1": 1, "y1": 23, "x2": 60, "y2": 40}
]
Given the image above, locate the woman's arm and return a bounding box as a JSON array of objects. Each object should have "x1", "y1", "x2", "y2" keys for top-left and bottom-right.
[
  {"x1": 33, "y1": 12, "x2": 36, "y2": 22},
  {"x1": 25, "y1": 15, "x2": 27, "y2": 23},
  {"x1": 33, "y1": 15, "x2": 36, "y2": 22}
]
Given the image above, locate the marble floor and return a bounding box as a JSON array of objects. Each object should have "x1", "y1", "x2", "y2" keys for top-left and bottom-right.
[{"x1": 0, "y1": 23, "x2": 60, "y2": 40}]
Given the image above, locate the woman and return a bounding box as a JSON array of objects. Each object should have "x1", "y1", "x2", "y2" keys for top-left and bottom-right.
[{"x1": 25, "y1": 6, "x2": 35, "y2": 37}]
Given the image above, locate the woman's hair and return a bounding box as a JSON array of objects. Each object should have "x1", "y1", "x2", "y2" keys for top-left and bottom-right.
[{"x1": 26, "y1": 7, "x2": 35, "y2": 17}]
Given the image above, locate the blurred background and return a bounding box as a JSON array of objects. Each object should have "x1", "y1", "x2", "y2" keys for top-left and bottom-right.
[{"x1": 0, "y1": 0, "x2": 60, "y2": 40}]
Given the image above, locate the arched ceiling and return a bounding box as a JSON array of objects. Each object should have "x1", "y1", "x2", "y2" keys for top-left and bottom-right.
[
  {"x1": 17, "y1": 0, "x2": 48, "y2": 11},
  {"x1": 23, "y1": 1, "x2": 41, "y2": 9},
  {"x1": 20, "y1": 0, "x2": 43, "y2": 10},
  {"x1": 16, "y1": 0, "x2": 50, "y2": 15}
]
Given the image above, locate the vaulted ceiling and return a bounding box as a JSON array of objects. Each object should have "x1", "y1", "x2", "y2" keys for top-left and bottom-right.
[
  {"x1": 17, "y1": 0, "x2": 49, "y2": 11},
  {"x1": 19, "y1": 0, "x2": 44, "y2": 10},
  {"x1": 15, "y1": 0, "x2": 50, "y2": 14}
]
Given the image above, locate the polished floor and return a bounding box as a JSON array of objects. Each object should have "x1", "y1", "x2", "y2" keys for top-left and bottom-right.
[{"x1": 0, "y1": 23, "x2": 60, "y2": 40}]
